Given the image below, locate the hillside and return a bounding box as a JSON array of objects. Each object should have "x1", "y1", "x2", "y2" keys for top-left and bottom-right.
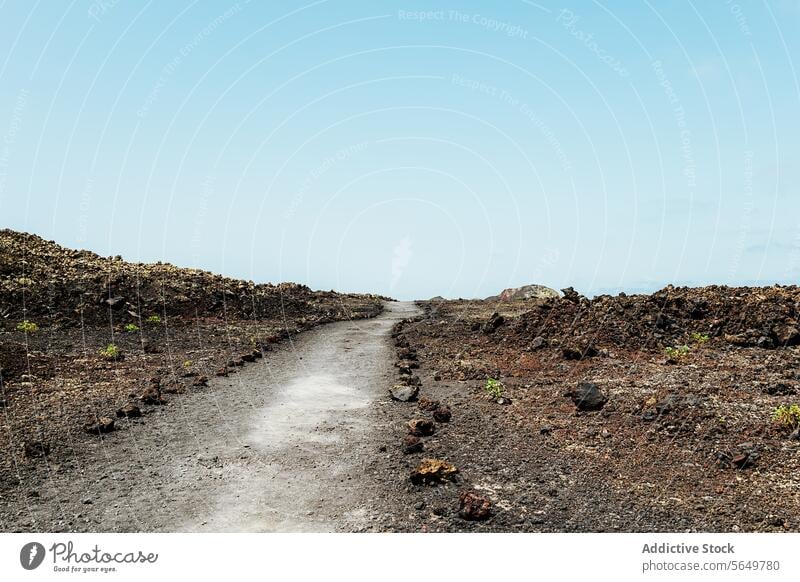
[{"x1": 0, "y1": 230, "x2": 384, "y2": 502}]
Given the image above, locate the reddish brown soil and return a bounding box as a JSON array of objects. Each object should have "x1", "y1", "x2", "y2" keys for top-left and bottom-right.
[
  {"x1": 0, "y1": 230, "x2": 384, "y2": 498},
  {"x1": 377, "y1": 289, "x2": 800, "y2": 532}
]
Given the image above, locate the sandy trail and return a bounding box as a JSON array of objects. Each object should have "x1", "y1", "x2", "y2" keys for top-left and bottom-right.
[{"x1": 4, "y1": 302, "x2": 418, "y2": 532}]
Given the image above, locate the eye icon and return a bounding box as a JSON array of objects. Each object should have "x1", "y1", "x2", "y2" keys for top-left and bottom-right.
[{"x1": 20, "y1": 542, "x2": 46, "y2": 570}]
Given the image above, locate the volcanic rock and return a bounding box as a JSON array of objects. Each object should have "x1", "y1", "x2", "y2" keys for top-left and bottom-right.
[
  {"x1": 389, "y1": 384, "x2": 419, "y2": 402},
  {"x1": 458, "y1": 491, "x2": 492, "y2": 521},
  {"x1": 407, "y1": 418, "x2": 435, "y2": 437},
  {"x1": 403, "y1": 435, "x2": 424, "y2": 454},
  {"x1": 568, "y1": 382, "x2": 607, "y2": 411},
  {"x1": 83, "y1": 416, "x2": 115, "y2": 435},
  {"x1": 116, "y1": 403, "x2": 141, "y2": 418},
  {"x1": 433, "y1": 406, "x2": 452, "y2": 423},
  {"x1": 410, "y1": 458, "x2": 458, "y2": 485}
]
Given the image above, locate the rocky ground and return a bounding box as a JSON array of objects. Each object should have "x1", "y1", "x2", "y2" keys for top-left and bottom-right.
[
  {"x1": 3, "y1": 228, "x2": 799, "y2": 533},
  {"x1": 0, "y1": 230, "x2": 384, "y2": 509},
  {"x1": 371, "y1": 286, "x2": 800, "y2": 532}
]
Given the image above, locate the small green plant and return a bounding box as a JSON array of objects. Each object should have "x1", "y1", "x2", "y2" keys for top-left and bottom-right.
[
  {"x1": 99, "y1": 343, "x2": 121, "y2": 360},
  {"x1": 690, "y1": 332, "x2": 710, "y2": 344},
  {"x1": 773, "y1": 404, "x2": 800, "y2": 430},
  {"x1": 16, "y1": 320, "x2": 39, "y2": 333},
  {"x1": 183, "y1": 360, "x2": 192, "y2": 369},
  {"x1": 664, "y1": 345, "x2": 690, "y2": 361},
  {"x1": 146, "y1": 314, "x2": 161, "y2": 324},
  {"x1": 124, "y1": 323, "x2": 140, "y2": 333},
  {"x1": 485, "y1": 377, "x2": 504, "y2": 399}
]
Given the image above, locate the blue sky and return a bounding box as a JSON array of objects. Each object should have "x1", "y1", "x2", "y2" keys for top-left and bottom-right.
[{"x1": 1, "y1": 1, "x2": 799, "y2": 299}]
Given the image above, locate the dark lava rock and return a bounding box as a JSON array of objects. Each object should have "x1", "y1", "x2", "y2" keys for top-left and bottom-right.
[
  {"x1": 563, "y1": 343, "x2": 599, "y2": 360},
  {"x1": 433, "y1": 406, "x2": 452, "y2": 423},
  {"x1": 569, "y1": 382, "x2": 607, "y2": 411},
  {"x1": 24, "y1": 441, "x2": 50, "y2": 458},
  {"x1": 395, "y1": 359, "x2": 419, "y2": 370},
  {"x1": 531, "y1": 336, "x2": 546, "y2": 350},
  {"x1": 495, "y1": 396, "x2": 513, "y2": 405},
  {"x1": 140, "y1": 385, "x2": 166, "y2": 405},
  {"x1": 561, "y1": 287, "x2": 582, "y2": 303},
  {"x1": 389, "y1": 384, "x2": 419, "y2": 402},
  {"x1": 398, "y1": 375, "x2": 421, "y2": 387},
  {"x1": 161, "y1": 381, "x2": 184, "y2": 395},
  {"x1": 83, "y1": 416, "x2": 115, "y2": 435},
  {"x1": 240, "y1": 353, "x2": 256, "y2": 363},
  {"x1": 417, "y1": 396, "x2": 441, "y2": 412},
  {"x1": 116, "y1": 403, "x2": 141, "y2": 418},
  {"x1": 481, "y1": 312, "x2": 505, "y2": 334},
  {"x1": 774, "y1": 324, "x2": 800, "y2": 346},
  {"x1": 762, "y1": 382, "x2": 796, "y2": 396},
  {"x1": 458, "y1": 491, "x2": 492, "y2": 521},
  {"x1": 397, "y1": 347, "x2": 417, "y2": 361},
  {"x1": 192, "y1": 375, "x2": 209, "y2": 387},
  {"x1": 403, "y1": 435, "x2": 424, "y2": 454},
  {"x1": 732, "y1": 453, "x2": 756, "y2": 469},
  {"x1": 407, "y1": 418, "x2": 435, "y2": 437}
]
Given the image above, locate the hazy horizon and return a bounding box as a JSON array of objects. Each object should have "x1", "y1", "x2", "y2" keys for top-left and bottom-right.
[{"x1": 2, "y1": 1, "x2": 799, "y2": 300}]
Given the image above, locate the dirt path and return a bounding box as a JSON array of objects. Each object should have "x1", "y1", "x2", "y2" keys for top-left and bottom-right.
[{"x1": 3, "y1": 302, "x2": 419, "y2": 532}]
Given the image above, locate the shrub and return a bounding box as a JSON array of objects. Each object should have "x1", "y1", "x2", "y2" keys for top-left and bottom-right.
[
  {"x1": 99, "y1": 344, "x2": 121, "y2": 361},
  {"x1": 146, "y1": 315, "x2": 161, "y2": 324},
  {"x1": 485, "y1": 378, "x2": 504, "y2": 399},
  {"x1": 124, "y1": 323, "x2": 140, "y2": 333},
  {"x1": 664, "y1": 345, "x2": 690, "y2": 362},
  {"x1": 16, "y1": 320, "x2": 39, "y2": 333},
  {"x1": 773, "y1": 404, "x2": 800, "y2": 430}
]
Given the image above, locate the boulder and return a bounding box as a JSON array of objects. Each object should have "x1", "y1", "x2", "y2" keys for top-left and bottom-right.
[
  {"x1": 389, "y1": 384, "x2": 419, "y2": 402},
  {"x1": 407, "y1": 418, "x2": 435, "y2": 437},
  {"x1": 569, "y1": 382, "x2": 607, "y2": 411},
  {"x1": 403, "y1": 435, "x2": 424, "y2": 454},
  {"x1": 140, "y1": 385, "x2": 166, "y2": 405},
  {"x1": 458, "y1": 491, "x2": 492, "y2": 521},
  {"x1": 433, "y1": 406, "x2": 452, "y2": 423},
  {"x1": 495, "y1": 284, "x2": 559, "y2": 301},
  {"x1": 410, "y1": 458, "x2": 458, "y2": 485},
  {"x1": 116, "y1": 403, "x2": 141, "y2": 418},
  {"x1": 83, "y1": 416, "x2": 115, "y2": 435},
  {"x1": 481, "y1": 313, "x2": 505, "y2": 334}
]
